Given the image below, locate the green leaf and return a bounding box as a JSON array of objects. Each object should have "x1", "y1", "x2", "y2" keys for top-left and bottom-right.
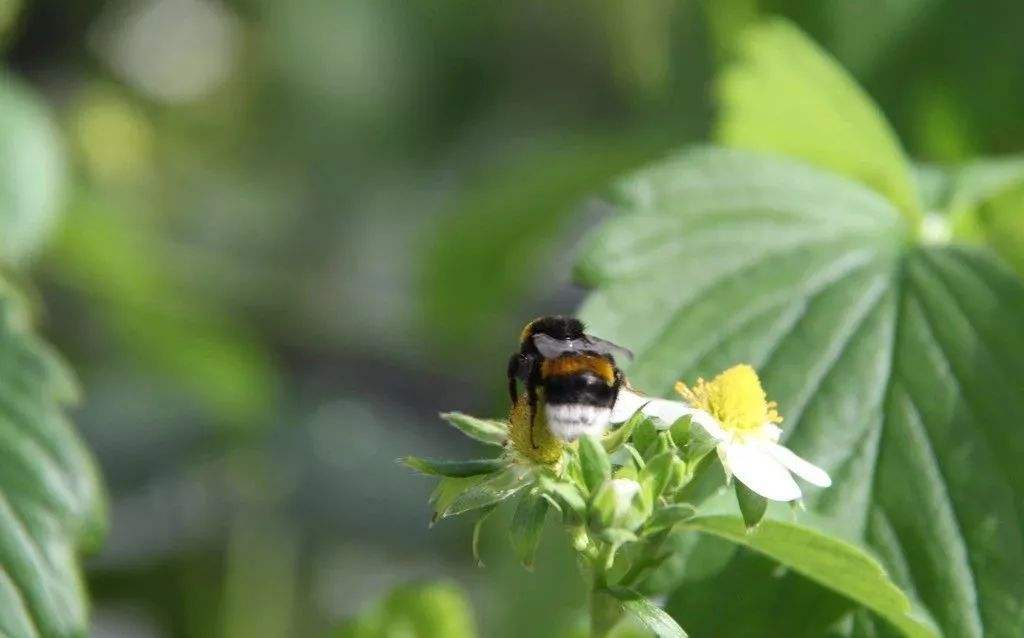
[
  {"x1": 0, "y1": 73, "x2": 65, "y2": 264},
  {"x1": 602, "y1": 410, "x2": 644, "y2": 453},
  {"x1": 537, "y1": 475, "x2": 587, "y2": 525},
  {"x1": 578, "y1": 434, "x2": 612, "y2": 493},
  {"x1": 436, "y1": 469, "x2": 524, "y2": 520},
  {"x1": 604, "y1": 588, "x2": 688, "y2": 638},
  {"x1": 509, "y1": 492, "x2": 548, "y2": 570},
  {"x1": 579, "y1": 146, "x2": 1024, "y2": 636},
  {"x1": 0, "y1": 281, "x2": 107, "y2": 637},
  {"x1": 716, "y1": 19, "x2": 920, "y2": 224},
  {"x1": 402, "y1": 456, "x2": 504, "y2": 477},
  {"x1": 439, "y1": 412, "x2": 508, "y2": 446},
  {"x1": 642, "y1": 503, "x2": 696, "y2": 534},
  {"x1": 639, "y1": 451, "x2": 674, "y2": 501},
  {"x1": 682, "y1": 515, "x2": 935, "y2": 637},
  {"x1": 734, "y1": 481, "x2": 767, "y2": 529},
  {"x1": 471, "y1": 505, "x2": 497, "y2": 567}
]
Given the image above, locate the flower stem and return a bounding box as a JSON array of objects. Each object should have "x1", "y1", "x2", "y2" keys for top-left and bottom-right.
[{"x1": 589, "y1": 588, "x2": 623, "y2": 638}]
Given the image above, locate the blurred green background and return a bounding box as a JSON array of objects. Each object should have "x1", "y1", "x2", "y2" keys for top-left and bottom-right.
[{"x1": 2, "y1": 0, "x2": 1022, "y2": 636}]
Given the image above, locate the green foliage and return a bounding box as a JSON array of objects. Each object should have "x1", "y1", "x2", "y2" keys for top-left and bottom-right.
[
  {"x1": 419, "y1": 132, "x2": 681, "y2": 362},
  {"x1": 48, "y1": 194, "x2": 278, "y2": 427},
  {"x1": 0, "y1": 73, "x2": 65, "y2": 265},
  {"x1": 336, "y1": 581, "x2": 477, "y2": 638},
  {"x1": 440, "y1": 412, "x2": 508, "y2": 446},
  {"x1": 509, "y1": 491, "x2": 549, "y2": 569},
  {"x1": 917, "y1": 156, "x2": 1024, "y2": 277},
  {"x1": 578, "y1": 144, "x2": 1024, "y2": 634},
  {"x1": 0, "y1": 282, "x2": 106, "y2": 637},
  {"x1": 402, "y1": 456, "x2": 505, "y2": 477},
  {"x1": 600, "y1": 588, "x2": 687, "y2": 638},
  {"x1": 716, "y1": 19, "x2": 921, "y2": 225},
  {"x1": 682, "y1": 514, "x2": 935, "y2": 637}
]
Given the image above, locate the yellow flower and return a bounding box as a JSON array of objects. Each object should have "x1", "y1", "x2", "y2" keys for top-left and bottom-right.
[{"x1": 612, "y1": 364, "x2": 830, "y2": 502}]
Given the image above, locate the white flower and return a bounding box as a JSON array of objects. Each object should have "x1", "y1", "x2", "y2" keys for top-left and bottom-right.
[{"x1": 610, "y1": 365, "x2": 831, "y2": 502}]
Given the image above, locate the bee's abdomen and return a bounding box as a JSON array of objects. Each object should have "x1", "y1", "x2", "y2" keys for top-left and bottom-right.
[{"x1": 543, "y1": 372, "x2": 616, "y2": 407}]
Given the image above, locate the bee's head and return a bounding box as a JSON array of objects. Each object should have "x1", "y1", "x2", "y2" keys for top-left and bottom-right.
[{"x1": 519, "y1": 316, "x2": 585, "y2": 352}]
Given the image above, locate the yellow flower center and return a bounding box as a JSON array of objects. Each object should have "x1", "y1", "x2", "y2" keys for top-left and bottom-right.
[{"x1": 675, "y1": 364, "x2": 781, "y2": 433}]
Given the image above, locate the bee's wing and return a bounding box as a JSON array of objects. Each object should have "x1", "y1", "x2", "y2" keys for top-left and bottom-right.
[
  {"x1": 532, "y1": 333, "x2": 634, "y2": 362},
  {"x1": 582, "y1": 335, "x2": 634, "y2": 362}
]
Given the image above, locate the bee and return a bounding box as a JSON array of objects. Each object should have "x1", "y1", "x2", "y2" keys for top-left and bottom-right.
[{"x1": 507, "y1": 315, "x2": 633, "y2": 443}]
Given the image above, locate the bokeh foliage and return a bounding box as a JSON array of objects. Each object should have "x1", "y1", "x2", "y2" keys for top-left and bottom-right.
[{"x1": 0, "y1": 0, "x2": 1022, "y2": 636}]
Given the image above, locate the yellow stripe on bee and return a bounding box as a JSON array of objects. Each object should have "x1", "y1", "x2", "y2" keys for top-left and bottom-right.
[{"x1": 540, "y1": 355, "x2": 615, "y2": 383}]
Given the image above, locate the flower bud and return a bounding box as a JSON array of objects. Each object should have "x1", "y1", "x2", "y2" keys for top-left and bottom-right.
[{"x1": 589, "y1": 478, "x2": 649, "y2": 532}]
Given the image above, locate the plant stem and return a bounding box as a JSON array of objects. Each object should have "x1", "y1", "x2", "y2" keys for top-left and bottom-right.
[{"x1": 589, "y1": 588, "x2": 623, "y2": 638}]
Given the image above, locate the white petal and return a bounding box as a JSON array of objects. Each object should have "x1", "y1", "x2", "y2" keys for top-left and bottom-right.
[
  {"x1": 684, "y1": 408, "x2": 730, "y2": 441},
  {"x1": 610, "y1": 387, "x2": 649, "y2": 423},
  {"x1": 762, "y1": 442, "x2": 832, "y2": 488},
  {"x1": 641, "y1": 398, "x2": 695, "y2": 429},
  {"x1": 721, "y1": 441, "x2": 802, "y2": 502}
]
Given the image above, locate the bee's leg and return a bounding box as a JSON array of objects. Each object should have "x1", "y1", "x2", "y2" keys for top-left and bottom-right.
[
  {"x1": 610, "y1": 368, "x2": 625, "y2": 408},
  {"x1": 506, "y1": 354, "x2": 520, "y2": 405},
  {"x1": 527, "y1": 386, "x2": 539, "y2": 449}
]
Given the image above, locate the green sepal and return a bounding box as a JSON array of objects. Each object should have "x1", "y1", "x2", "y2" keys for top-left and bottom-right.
[
  {"x1": 537, "y1": 475, "x2": 587, "y2": 525},
  {"x1": 440, "y1": 412, "x2": 508, "y2": 446},
  {"x1": 640, "y1": 451, "x2": 676, "y2": 502},
  {"x1": 603, "y1": 409, "x2": 645, "y2": 453},
  {"x1": 643, "y1": 503, "x2": 697, "y2": 535},
  {"x1": 432, "y1": 469, "x2": 524, "y2": 521},
  {"x1": 734, "y1": 480, "x2": 768, "y2": 530},
  {"x1": 471, "y1": 505, "x2": 498, "y2": 567},
  {"x1": 578, "y1": 434, "x2": 612, "y2": 493},
  {"x1": 402, "y1": 456, "x2": 505, "y2": 477},
  {"x1": 509, "y1": 491, "x2": 549, "y2": 570}
]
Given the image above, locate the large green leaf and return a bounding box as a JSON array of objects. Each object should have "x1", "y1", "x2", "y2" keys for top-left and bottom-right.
[
  {"x1": 578, "y1": 147, "x2": 1024, "y2": 637},
  {"x1": 716, "y1": 19, "x2": 921, "y2": 225},
  {"x1": 680, "y1": 515, "x2": 935, "y2": 637},
  {"x1": 0, "y1": 73, "x2": 65, "y2": 264},
  {"x1": 0, "y1": 281, "x2": 106, "y2": 637}
]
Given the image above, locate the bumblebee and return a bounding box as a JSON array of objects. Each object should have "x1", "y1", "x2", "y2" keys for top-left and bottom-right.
[{"x1": 507, "y1": 316, "x2": 633, "y2": 444}]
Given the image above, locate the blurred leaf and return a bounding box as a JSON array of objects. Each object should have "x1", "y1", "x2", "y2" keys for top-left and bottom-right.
[
  {"x1": 509, "y1": 491, "x2": 549, "y2": 570},
  {"x1": 682, "y1": 515, "x2": 935, "y2": 637},
  {"x1": 0, "y1": 73, "x2": 65, "y2": 265},
  {"x1": 402, "y1": 456, "x2": 504, "y2": 477},
  {"x1": 440, "y1": 412, "x2": 508, "y2": 446},
  {"x1": 579, "y1": 147, "x2": 1024, "y2": 636},
  {"x1": 716, "y1": 19, "x2": 921, "y2": 225},
  {"x1": 47, "y1": 193, "x2": 277, "y2": 427},
  {"x1": 419, "y1": 132, "x2": 681, "y2": 361},
  {"x1": 602, "y1": 587, "x2": 688, "y2": 638},
  {"x1": 336, "y1": 581, "x2": 477, "y2": 638},
  {"x1": 915, "y1": 156, "x2": 1024, "y2": 277},
  {"x1": 0, "y1": 279, "x2": 107, "y2": 637}
]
